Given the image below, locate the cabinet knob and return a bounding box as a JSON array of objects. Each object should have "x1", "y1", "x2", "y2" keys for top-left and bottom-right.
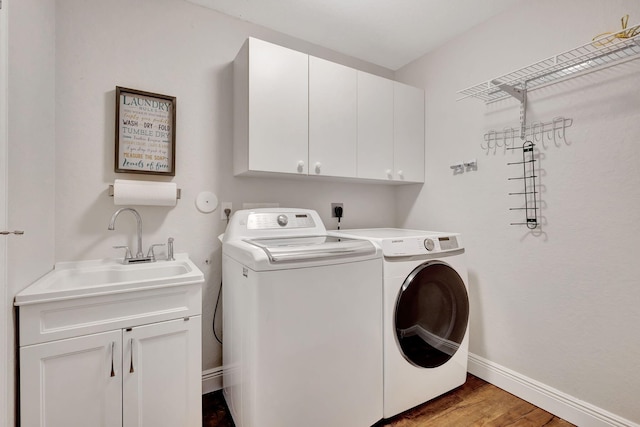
[
  {"x1": 397, "y1": 170, "x2": 404, "y2": 179},
  {"x1": 386, "y1": 169, "x2": 393, "y2": 179},
  {"x1": 315, "y1": 162, "x2": 322, "y2": 174},
  {"x1": 297, "y1": 161, "x2": 305, "y2": 173}
]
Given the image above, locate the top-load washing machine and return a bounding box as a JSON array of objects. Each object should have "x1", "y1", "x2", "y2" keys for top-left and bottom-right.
[
  {"x1": 329, "y1": 228, "x2": 469, "y2": 418},
  {"x1": 221, "y1": 209, "x2": 383, "y2": 427}
]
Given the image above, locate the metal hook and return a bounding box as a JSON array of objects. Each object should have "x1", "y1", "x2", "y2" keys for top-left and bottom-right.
[
  {"x1": 502, "y1": 127, "x2": 511, "y2": 150},
  {"x1": 546, "y1": 122, "x2": 553, "y2": 141},
  {"x1": 538, "y1": 122, "x2": 549, "y2": 150},
  {"x1": 553, "y1": 116, "x2": 566, "y2": 145},
  {"x1": 531, "y1": 122, "x2": 541, "y2": 143},
  {"x1": 486, "y1": 130, "x2": 497, "y2": 154},
  {"x1": 481, "y1": 131, "x2": 491, "y2": 152},
  {"x1": 506, "y1": 127, "x2": 516, "y2": 149}
]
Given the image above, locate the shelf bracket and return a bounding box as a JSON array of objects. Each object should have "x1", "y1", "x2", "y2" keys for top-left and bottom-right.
[
  {"x1": 490, "y1": 80, "x2": 525, "y2": 102},
  {"x1": 491, "y1": 80, "x2": 528, "y2": 139}
]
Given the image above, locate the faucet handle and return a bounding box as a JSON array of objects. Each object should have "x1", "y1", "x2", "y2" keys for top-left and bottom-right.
[
  {"x1": 113, "y1": 245, "x2": 132, "y2": 260},
  {"x1": 146, "y1": 244, "x2": 165, "y2": 261},
  {"x1": 167, "y1": 237, "x2": 175, "y2": 261}
]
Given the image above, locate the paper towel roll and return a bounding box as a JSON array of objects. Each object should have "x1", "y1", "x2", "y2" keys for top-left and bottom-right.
[{"x1": 113, "y1": 179, "x2": 177, "y2": 206}]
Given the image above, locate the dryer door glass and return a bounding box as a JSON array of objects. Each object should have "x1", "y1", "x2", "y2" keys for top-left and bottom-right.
[{"x1": 395, "y1": 261, "x2": 469, "y2": 368}]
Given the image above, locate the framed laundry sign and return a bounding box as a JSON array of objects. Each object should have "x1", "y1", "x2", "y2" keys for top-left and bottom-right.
[{"x1": 115, "y1": 86, "x2": 176, "y2": 176}]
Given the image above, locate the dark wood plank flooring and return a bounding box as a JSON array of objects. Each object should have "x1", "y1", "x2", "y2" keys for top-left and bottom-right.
[{"x1": 203, "y1": 374, "x2": 575, "y2": 426}]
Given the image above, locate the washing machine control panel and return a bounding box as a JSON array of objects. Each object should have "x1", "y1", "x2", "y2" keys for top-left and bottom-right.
[
  {"x1": 381, "y1": 235, "x2": 459, "y2": 256},
  {"x1": 247, "y1": 212, "x2": 316, "y2": 229}
]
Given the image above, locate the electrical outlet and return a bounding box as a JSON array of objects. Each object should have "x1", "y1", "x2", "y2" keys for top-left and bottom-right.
[
  {"x1": 331, "y1": 203, "x2": 343, "y2": 218},
  {"x1": 221, "y1": 202, "x2": 232, "y2": 220}
]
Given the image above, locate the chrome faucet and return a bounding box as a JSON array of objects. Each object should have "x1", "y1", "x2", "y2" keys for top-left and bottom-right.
[{"x1": 108, "y1": 208, "x2": 152, "y2": 263}]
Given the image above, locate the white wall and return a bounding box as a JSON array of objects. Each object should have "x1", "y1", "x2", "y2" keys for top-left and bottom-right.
[
  {"x1": 396, "y1": 0, "x2": 640, "y2": 423},
  {"x1": 54, "y1": 0, "x2": 397, "y2": 374},
  {"x1": 7, "y1": 0, "x2": 57, "y2": 424}
]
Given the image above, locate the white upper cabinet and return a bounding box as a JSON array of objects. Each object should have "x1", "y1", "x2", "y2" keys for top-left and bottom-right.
[
  {"x1": 234, "y1": 38, "x2": 309, "y2": 175},
  {"x1": 233, "y1": 37, "x2": 425, "y2": 184},
  {"x1": 357, "y1": 71, "x2": 394, "y2": 181},
  {"x1": 309, "y1": 56, "x2": 357, "y2": 178},
  {"x1": 393, "y1": 82, "x2": 425, "y2": 183}
]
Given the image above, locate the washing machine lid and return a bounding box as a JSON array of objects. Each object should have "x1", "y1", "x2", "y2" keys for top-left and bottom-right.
[{"x1": 244, "y1": 236, "x2": 376, "y2": 264}]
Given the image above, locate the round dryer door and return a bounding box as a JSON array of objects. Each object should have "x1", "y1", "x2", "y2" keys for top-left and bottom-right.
[{"x1": 395, "y1": 261, "x2": 469, "y2": 368}]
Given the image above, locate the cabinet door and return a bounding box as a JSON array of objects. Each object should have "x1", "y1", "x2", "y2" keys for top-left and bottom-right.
[
  {"x1": 123, "y1": 316, "x2": 202, "y2": 427},
  {"x1": 394, "y1": 82, "x2": 425, "y2": 182},
  {"x1": 357, "y1": 71, "x2": 394, "y2": 180},
  {"x1": 20, "y1": 330, "x2": 122, "y2": 427},
  {"x1": 248, "y1": 38, "x2": 309, "y2": 174},
  {"x1": 309, "y1": 56, "x2": 357, "y2": 177}
]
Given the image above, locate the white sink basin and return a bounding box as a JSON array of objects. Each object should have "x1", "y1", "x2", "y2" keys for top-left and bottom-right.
[{"x1": 15, "y1": 253, "x2": 204, "y2": 305}]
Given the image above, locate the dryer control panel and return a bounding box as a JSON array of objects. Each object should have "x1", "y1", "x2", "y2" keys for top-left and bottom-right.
[
  {"x1": 381, "y1": 235, "x2": 459, "y2": 256},
  {"x1": 328, "y1": 228, "x2": 463, "y2": 257}
]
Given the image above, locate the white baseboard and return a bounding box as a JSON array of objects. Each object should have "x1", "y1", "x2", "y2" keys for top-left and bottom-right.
[
  {"x1": 202, "y1": 366, "x2": 224, "y2": 395},
  {"x1": 468, "y1": 353, "x2": 639, "y2": 427},
  {"x1": 203, "y1": 357, "x2": 638, "y2": 426}
]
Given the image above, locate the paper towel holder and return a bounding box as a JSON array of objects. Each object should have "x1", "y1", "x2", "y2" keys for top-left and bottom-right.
[{"x1": 108, "y1": 184, "x2": 182, "y2": 200}]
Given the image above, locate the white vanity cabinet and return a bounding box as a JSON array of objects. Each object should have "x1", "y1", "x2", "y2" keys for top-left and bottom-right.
[
  {"x1": 16, "y1": 256, "x2": 204, "y2": 427},
  {"x1": 234, "y1": 37, "x2": 309, "y2": 176},
  {"x1": 20, "y1": 318, "x2": 200, "y2": 427},
  {"x1": 309, "y1": 56, "x2": 358, "y2": 178}
]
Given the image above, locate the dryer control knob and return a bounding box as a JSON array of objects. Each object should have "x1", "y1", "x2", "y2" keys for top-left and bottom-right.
[
  {"x1": 277, "y1": 214, "x2": 288, "y2": 227},
  {"x1": 424, "y1": 238, "x2": 435, "y2": 251}
]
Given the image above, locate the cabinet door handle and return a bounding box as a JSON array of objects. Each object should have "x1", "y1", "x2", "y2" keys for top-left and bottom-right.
[
  {"x1": 129, "y1": 338, "x2": 135, "y2": 373},
  {"x1": 0, "y1": 230, "x2": 24, "y2": 235},
  {"x1": 110, "y1": 341, "x2": 116, "y2": 377}
]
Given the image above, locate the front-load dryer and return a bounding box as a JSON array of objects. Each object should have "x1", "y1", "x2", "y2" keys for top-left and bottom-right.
[{"x1": 329, "y1": 228, "x2": 469, "y2": 418}]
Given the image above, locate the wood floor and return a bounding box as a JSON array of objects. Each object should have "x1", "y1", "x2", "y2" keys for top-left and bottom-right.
[{"x1": 203, "y1": 374, "x2": 575, "y2": 427}]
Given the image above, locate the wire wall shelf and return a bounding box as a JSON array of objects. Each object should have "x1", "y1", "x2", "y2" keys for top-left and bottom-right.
[
  {"x1": 458, "y1": 20, "x2": 639, "y2": 229},
  {"x1": 457, "y1": 23, "x2": 640, "y2": 103}
]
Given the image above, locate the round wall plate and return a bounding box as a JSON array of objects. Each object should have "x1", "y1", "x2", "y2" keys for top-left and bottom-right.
[{"x1": 196, "y1": 191, "x2": 218, "y2": 213}]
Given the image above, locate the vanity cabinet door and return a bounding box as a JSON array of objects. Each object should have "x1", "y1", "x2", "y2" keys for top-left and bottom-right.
[
  {"x1": 309, "y1": 56, "x2": 357, "y2": 177},
  {"x1": 122, "y1": 316, "x2": 202, "y2": 427},
  {"x1": 393, "y1": 82, "x2": 425, "y2": 183},
  {"x1": 20, "y1": 330, "x2": 123, "y2": 427}
]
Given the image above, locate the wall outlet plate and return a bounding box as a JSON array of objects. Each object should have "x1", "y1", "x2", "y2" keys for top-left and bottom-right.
[
  {"x1": 221, "y1": 202, "x2": 232, "y2": 220},
  {"x1": 331, "y1": 203, "x2": 343, "y2": 218}
]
